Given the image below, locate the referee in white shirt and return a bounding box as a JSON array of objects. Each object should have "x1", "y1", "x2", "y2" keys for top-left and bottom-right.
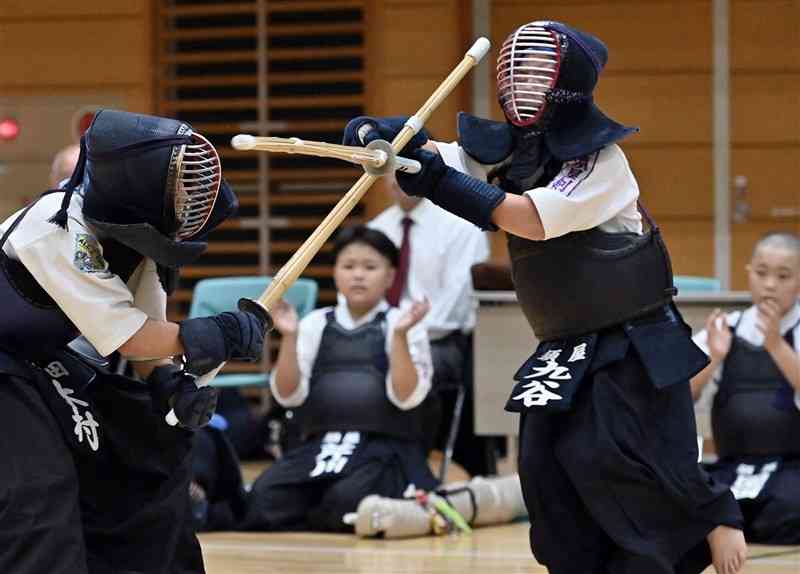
[{"x1": 369, "y1": 179, "x2": 492, "y2": 477}]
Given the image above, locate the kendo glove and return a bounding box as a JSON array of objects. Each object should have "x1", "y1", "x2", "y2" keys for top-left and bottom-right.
[
  {"x1": 179, "y1": 310, "x2": 267, "y2": 377},
  {"x1": 342, "y1": 116, "x2": 429, "y2": 155},
  {"x1": 148, "y1": 364, "x2": 219, "y2": 431},
  {"x1": 396, "y1": 148, "x2": 505, "y2": 231}
]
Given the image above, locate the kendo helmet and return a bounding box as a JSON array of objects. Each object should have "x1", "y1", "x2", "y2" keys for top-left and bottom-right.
[
  {"x1": 50, "y1": 110, "x2": 238, "y2": 271},
  {"x1": 496, "y1": 21, "x2": 638, "y2": 160}
]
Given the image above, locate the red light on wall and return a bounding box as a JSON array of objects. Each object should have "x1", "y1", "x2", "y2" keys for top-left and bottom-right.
[
  {"x1": 0, "y1": 118, "x2": 20, "y2": 142},
  {"x1": 76, "y1": 112, "x2": 95, "y2": 136},
  {"x1": 72, "y1": 107, "x2": 99, "y2": 140}
]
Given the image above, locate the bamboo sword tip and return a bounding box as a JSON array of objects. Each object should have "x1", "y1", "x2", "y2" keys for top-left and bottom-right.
[
  {"x1": 467, "y1": 37, "x2": 491, "y2": 63},
  {"x1": 231, "y1": 134, "x2": 256, "y2": 150}
]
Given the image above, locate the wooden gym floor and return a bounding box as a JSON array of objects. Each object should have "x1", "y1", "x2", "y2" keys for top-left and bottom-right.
[{"x1": 199, "y1": 523, "x2": 800, "y2": 573}]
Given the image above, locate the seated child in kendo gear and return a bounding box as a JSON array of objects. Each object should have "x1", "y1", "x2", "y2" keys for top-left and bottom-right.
[
  {"x1": 692, "y1": 232, "x2": 800, "y2": 545},
  {"x1": 241, "y1": 226, "x2": 437, "y2": 532}
]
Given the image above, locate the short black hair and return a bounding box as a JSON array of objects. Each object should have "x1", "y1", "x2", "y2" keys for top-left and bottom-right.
[{"x1": 332, "y1": 225, "x2": 399, "y2": 267}]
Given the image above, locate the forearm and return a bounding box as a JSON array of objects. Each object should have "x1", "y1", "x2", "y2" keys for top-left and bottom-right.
[
  {"x1": 118, "y1": 319, "x2": 183, "y2": 360},
  {"x1": 389, "y1": 330, "x2": 419, "y2": 403},
  {"x1": 690, "y1": 360, "x2": 720, "y2": 401},
  {"x1": 273, "y1": 334, "x2": 301, "y2": 399},
  {"x1": 766, "y1": 339, "x2": 800, "y2": 391},
  {"x1": 492, "y1": 193, "x2": 546, "y2": 241},
  {"x1": 416, "y1": 157, "x2": 545, "y2": 239}
]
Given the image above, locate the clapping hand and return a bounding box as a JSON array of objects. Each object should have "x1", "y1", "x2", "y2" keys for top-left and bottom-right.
[
  {"x1": 271, "y1": 299, "x2": 299, "y2": 336},
  {"x1": 394, "y1": 298, "x2": 431, "y2": 334},
  {"x1": 705, "y1": 308, "x2": 732, "y2": 363},
  {"x1": 756, "y1": 298, "x2": 783, "y2": 351}
]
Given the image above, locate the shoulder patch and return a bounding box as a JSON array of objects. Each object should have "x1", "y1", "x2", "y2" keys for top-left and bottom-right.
[
  {"x1": 74, "y1": 233, "x2": 108, "y2": 273},
  {"x1": 547, "y1": 152, "x2": 599, "y2": 197}
]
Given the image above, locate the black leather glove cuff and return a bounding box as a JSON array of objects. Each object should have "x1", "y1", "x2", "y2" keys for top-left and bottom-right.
[
  {"x1": 148, "y1": 363, "x2": 185, "y2": 416},
  {"x1": 179, "y1": 316, "x2": 228, "y2": 377},
  {"x1": 147, "y1": 364, "x2": 219, "y2": 430}
]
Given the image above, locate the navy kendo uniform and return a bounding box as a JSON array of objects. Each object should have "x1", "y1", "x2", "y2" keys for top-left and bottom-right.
[
  {"x1": 243, "y1": 304, "x2": 437, "y2": 532},
  {"x1": 696, "y1": 306, "x2": 800, "y2": 544},
  {"x1": 0, "y1": 110, "x2": 267, "y2": 574},
  {"x1": 343, "y1": 21, "x2": 743, "y2": 574}
]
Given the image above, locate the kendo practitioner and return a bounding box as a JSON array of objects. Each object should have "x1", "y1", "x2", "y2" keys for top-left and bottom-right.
[
  {"x1": 242, "y1": 225, "x2": 438, "y2": 532},
  {"x1": 692, "y1": 232, "x2": 800, "y2": 545},
  {"x1": 343, "y1": 21, "x2": 747, "y2": 574},
  {"x1": 0, "y1": 109, "x2": 268, "y2": 574}
]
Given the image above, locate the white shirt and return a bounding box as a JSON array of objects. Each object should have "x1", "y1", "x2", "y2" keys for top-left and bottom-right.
[
  {"x1": 435, "y1": 140, "x2": 643, "y2": 239},
  {"x1": 368, "y1": 197, "x2": 490, "y2": 340},
  {"x1": 0, "y1": 190, "x2": 166, "y2": 356},
  {"x1": 270, "y1": 297, "x2": 433, "y2": 410},
  {"x1": 693, "y1": 301, "x2": 800, "y2": 414}
]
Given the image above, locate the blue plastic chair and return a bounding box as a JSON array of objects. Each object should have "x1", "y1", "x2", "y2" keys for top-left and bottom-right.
[
  {"x1": 674, "y1": 275, "x2": 722, "y2": 293},
  {"x1": 188, "y1": 276, "x2": 318, "y2": 388}
]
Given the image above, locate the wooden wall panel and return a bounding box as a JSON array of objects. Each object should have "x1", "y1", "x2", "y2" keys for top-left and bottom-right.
[
  {"x1": 0, "y1": 20, "x2": 148, "y2": 87},
  {"x1": 730, "y1": 0, "x2": 799, "y2": 284},
  {"x1": 731, "y1": 147, "x2": 800, "y2": 219},
  {"x1": 597, "y1": 75, "x2": 712, "y2": 145},
  {"x1": 382, "y1": 78, "x2": 460, "y2": 141},
  {"x1": 660, "y1": 220, "x2": 716, "y2": 277},
  {"x1": 626, "y1": 146, "x2": 714, "y2": 218},
  {"x1": 0, "y1": 163, "x2": 48, "y2": 217},
  {"x1": 363, "y1": 0, "x2": 468, "y2": 218},
  {"x1": 732, "y1": 74, "x2": 800, "y2": 144},
  {"x1": 382, "y1": 3, "x2": 463, "y2": 77},
  {"x1": 0, "y1": 0, "x2": 154, "y2": 218},
  {"x1": 492, "y1": 0, "x2": 712, "y2": 73},
  {"x1": 0, "y1": 1, "x2": 145, "y2": 19},
  {"x1": 731, "y1": 0, "x2": 800, "y2": 72}
]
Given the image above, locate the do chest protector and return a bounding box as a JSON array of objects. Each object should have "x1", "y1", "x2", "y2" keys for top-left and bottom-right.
[
  {"x1": 295, "y1": 311, "x2": 425, "y2": 441},
  {"x1": 508, "y1": 208, "x2": 676, "y2": 341},
  {"x1": 0, "y1": 200, "x2": 79, "y2": 359},
  {"x1": 712, "y1": 325, "x2": 800, "y2": 459}
]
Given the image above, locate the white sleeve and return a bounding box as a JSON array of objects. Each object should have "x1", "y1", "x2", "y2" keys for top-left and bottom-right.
[
  {"x1": 129, "y1": 259, "x2": 167, "y2": 321},
  {"x1": 433, "y1": 140, "x2": 492, "y2": 181},
  {"x1": 12, "y1": 227, "x2": 149, "y2": 357},
  {"x1": 385, "y1": 313, "x2": 434, "y2": 410},
  {"x1": 269, "y1": 308, "x2": 327, "y2": 408},
  {"x1": 524, "y1": 146, "x2": 639, "y2": 239},
  {"x1": 692, "y1": 328, "x2": 711, "y2": 356}
]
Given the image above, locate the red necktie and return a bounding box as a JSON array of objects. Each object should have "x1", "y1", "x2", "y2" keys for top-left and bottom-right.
[{"x1": 387, "y1": 217, "x2": 413, "y2": 306}]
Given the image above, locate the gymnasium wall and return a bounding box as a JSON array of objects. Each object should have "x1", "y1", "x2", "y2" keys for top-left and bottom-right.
[
  {"x1": 1, "y1": 1, "x2": 796, "y2": 291},
  {"x1": 0, "y1": 0, "x2": 154, "y2": 215},
  {"x1": 362, "y1": 0, "x2": 471, "y2": 217},
  {"x1": 370, "y1": 0, "x2": 799, "y2": 289}
]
